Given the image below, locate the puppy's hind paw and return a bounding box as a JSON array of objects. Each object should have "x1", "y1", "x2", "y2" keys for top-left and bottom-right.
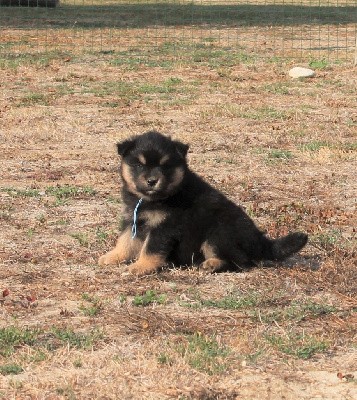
[{"x1": 200, "y1": 258, "x2": 226, "y2": 273}]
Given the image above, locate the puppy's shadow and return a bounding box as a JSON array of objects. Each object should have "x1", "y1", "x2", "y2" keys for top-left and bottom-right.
[
  {"x1": 219, "y1": 254, "x2": 321, "y2": 273},
  {"x1": 259, "y1": 254, "x2": 322, "y2": 271}
]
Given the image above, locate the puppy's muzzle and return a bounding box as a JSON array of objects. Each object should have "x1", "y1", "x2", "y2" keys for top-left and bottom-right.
[{"x1": 147, "y1": 177, "x2": 159, "y2": 188}]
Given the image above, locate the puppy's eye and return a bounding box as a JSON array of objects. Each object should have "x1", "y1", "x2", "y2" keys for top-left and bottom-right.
[{"x1": 129, "y1": 159, "x2": 145, "y2": 169}]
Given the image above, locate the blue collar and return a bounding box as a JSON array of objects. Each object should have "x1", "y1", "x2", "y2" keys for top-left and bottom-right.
[{"x1": 131, "y1": 198, "x2": 143, "y2": 239}]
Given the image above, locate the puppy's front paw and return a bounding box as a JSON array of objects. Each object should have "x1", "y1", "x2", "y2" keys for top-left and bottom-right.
[
  {"x1": 98, "y1": 251, "x2": 120, "y2": 266},
  {"x1": 127, "y1": 262, "x2": 157, "y2": 276}
]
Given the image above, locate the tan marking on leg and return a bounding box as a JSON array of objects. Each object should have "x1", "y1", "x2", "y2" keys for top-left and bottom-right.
[
  {"x1": 138, "y1": 153, "x2": 147, "y2": 165},
  {"x1": 201, "y1": 241, "x2": 216, "y2": 259},
  {"x1": 200, "y1": 241, "x2": 225, "y2": 272},
  {"x1": 127, "y1": 235, "x2": 166, "y2": 276},
  {"x1": 98, "y1": 227, "x2": 143, "y2": 266}
]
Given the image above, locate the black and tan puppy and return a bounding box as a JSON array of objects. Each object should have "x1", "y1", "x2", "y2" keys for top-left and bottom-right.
[{"x1": 98, "y1": 131, "x2": 308, "y2": 275}]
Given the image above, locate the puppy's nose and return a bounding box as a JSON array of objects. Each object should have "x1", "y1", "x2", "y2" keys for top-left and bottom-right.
[{"x1": 147, "y1": 177, "x2": 158, "y2": 187}]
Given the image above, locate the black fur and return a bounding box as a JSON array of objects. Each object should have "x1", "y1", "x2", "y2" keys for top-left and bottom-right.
[{"x1": 111, "y1": 131, "x2": 308, "y2": 272}]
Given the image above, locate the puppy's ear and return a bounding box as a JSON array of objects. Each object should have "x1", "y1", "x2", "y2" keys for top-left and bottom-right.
[
  {"x1": 117, "y1": 138, "x2": 136, "y2": 157},
  {"x1": 173, "y1": 140, "x2": 189, "y2": 158}
]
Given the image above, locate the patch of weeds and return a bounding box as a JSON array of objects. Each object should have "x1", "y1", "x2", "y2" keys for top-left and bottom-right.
[
  {"x1": 36, "y1": 213, "x2": 47, "y2": 224},
  {"x1": 0, "y1": 326, "x2": 40, "y2": 357},
  {"x1": 313, "y1": 229, "x2": 342, "y2": 251},
  {"x1": 27, "y1": 228, "x2": 35, "y2": 239},
  {"x1": 56, "y1": 218, "x2": 69, "y2": 226},
  {"x1": 46, "y1": 185, "x2": 96, "y2": 205},
  {"x1": 267, "y1": 149, "x2": 293, "y2": 161},
  {"x1": 257, "y1": 300, "x2": 337, "y2": 323},
  {"x1": 51, "y1": 327, "x2": 103, "y2": 350},
  {"x1": 263, "y1": 83, "x2": 291, "y2": 95},
  {"x1": 246, "y1": 349, "x2": 265, "y2": 365},
  {"x1": 132, "y1": 290, "x2": 166, "y2": 306},
  {"x1": 73, "y1": 358, "x2": 83, "y2": 368},
  {"x1": 18, "y1": 92, "x2": 49, "y2": 106},
  {"x1": 95, "y1": 228, "x2": 109, "y2": 243},
  {"x1": 240, "y1": 106, "x2": 292, "y2": 121},
  {"x1": 0, "y1": 363, "x2": 23, "y2": 376},
  {"x1": 71, "y1": 232, "x2": 90, "y2": 248},
  {"x1": 309, "y1": 58, "x2": 329, "y2": 70},
  {"x1": 265, "y1": 333, "x2": 329, "y2": 359},
  {"x1": 1, "y1": 187, "x2": 40, "y2": 198},
  {"x1": 176, "y1": 333, "x2": 230, "y2": 375},
  {"x1": 340, "y1": 141, "x2": 357, "y2": 151},
  {"x1": 300, "y1": 141, "x2": 330, "y2": 152},
  {"x1": 102, "y1": 101, "x2": 120, "y2": 108},
  {"x1": 107, "y1": 195, "x2": 121, "y2": 204},
  {"x1": 157, "y1": 352, "x2": 174, "y2": 366},
  {"x1": 55, "y1": 385, "x2": 76, "y2": 400},
  {"x1": 0, "y1": 51, "x2": 67, "y2": 70},
  {"x1": 79, "y1": 293, "x2": 103, "y2": 317},
  {"x1": 28, "y1": 349, "x2": 47, "y2": 363},
  {"x1": 199, "y1": 292, "x2": 260, "y2": 310}
]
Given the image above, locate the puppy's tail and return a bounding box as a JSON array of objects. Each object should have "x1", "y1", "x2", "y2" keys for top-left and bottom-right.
[{"x1": 263, "y1": 232, "x2": 308, "y2": 261}]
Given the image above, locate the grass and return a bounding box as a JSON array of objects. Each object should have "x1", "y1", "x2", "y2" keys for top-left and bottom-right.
[
  {"x1": 0, "y1": 363, "x2": 23, "y2": 376},
  {"x1": 176, "y1": 333, "x2": 231, "y2": 375},
  {"x1": 1, "y1": 187, "x2": 40, "y2": 197},
  {"x1": 1, "y1": 15, "x2": 356, "y2": 398},
  {"x1": 80, "y1": 293, "x2": 103, "y2": 317},
  {"x1": 45, "y1": 185, "x2": 96, "y2": 200},
  {"x1": 300, "y1": 141, "x2": 330, "y2": 152},
  {"x1": 70, "y1": 232, "x2": 90, "y2": 247},
  {"x1": 182, "y1": 291, "x2": 261, "y2": 310},
  {"x1": 132, "y1": 290, "x2": 166, "y2": 306},
  {"x1": 0, "y1": 326, "x2": 40, "y2": 357},
  {"x1": 0, "y1": 326, "x2": 103, "y2": 357},
  {"x1": 265, "y1": 333, "x2": 329, "y2": 359},
  {"x1": 267, "y1": 149, "x2": 294, "y2": 161},
  {"x1": 45, "y1": 185, "x2": 96, "y2": 205},
  {"x1": 257, "y1": 300, "x2": 337, "y2": 323}
]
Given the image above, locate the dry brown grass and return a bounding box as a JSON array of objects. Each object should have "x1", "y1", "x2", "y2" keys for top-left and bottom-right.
[{"x1": 0, "y1": 28, "x2": 356, "y2": 399}]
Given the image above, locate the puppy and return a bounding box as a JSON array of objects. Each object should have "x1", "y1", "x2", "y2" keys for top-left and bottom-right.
[{"x1": 98, "y1": 131, "x2": 308, "y2": 275}]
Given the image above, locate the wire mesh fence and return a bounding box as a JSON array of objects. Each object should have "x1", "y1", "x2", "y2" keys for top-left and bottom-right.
[{"x1": 1, "y1": 0, "x2": 357, "y2": 62}]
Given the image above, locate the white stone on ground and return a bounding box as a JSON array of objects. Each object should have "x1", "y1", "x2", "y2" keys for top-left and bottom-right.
[{"x1": 288, "y1": 67, "x2": 315, "y2": 79}]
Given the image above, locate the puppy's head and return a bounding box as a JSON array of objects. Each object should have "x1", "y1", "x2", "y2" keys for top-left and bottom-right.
[{"x1": 117, "y1": 131, "x2": 189, "y2": 201}]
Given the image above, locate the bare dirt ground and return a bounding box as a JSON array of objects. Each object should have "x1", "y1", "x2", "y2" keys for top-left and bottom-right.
[{"x1": 0, "y1": 34, "x2": 356, "y2": 399}]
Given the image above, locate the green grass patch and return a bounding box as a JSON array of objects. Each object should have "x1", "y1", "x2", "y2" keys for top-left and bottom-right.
[
  {"x1": 309, "y1": 58, "x2": 329, "y2": 70},
  {"x1": 70, "y1": 232, "x2": 90, "y2": 248},
  {"x1": 265, "y1": 333, "x2": 329, "y2": 359},
  {"x1": 263, "y1": 83, "x2": 291, "y2": 95},
  {"x1": 1, "y1": 187, "x2": 40, "y2": 198},
  {"x1": 200, "y1": 293, "x2": 259, "y2": 310},
  {"x1": 80, "y1": 293, "x2": 103, "y2": 317},
  {"x1": 241, "y1": 106, "x2": 292, "y2": 121},
  {"x1": 257, "y1": 300, "x2": 337, "y2": 323},
  {"x1": 0, "y1": 51, "x2": 67, "y2": 70},
  {"x1": 176, "y1": 333, "x2": 231, "y2": 375},
  {"x1": 50, "y1": 327, "x2": 103, "y2": 350},
  {"x1": 300, "y1": 141, "x2": 330, "y2": 152},
  {"x1": 313, "y1": 229, "x2": 342, "y2": 250},
  {"x1": 18, "y1": 92, "x2": 49, "y2": 106},
  {"x1": 0, "y1": 363, "x2": 24, "y2": 376},
  {"x1": 0, "y1": 326, "x2": 40, "y2": 357},
  {"x1": 267, "y1": 149, "x2": 294, "y2": 161},
  {"x1": 132, "y1": 290, "x2": 166, "y2": 306},
  {"x1": 45, "y1": 185, "x2": 96, "y2": 205}
]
